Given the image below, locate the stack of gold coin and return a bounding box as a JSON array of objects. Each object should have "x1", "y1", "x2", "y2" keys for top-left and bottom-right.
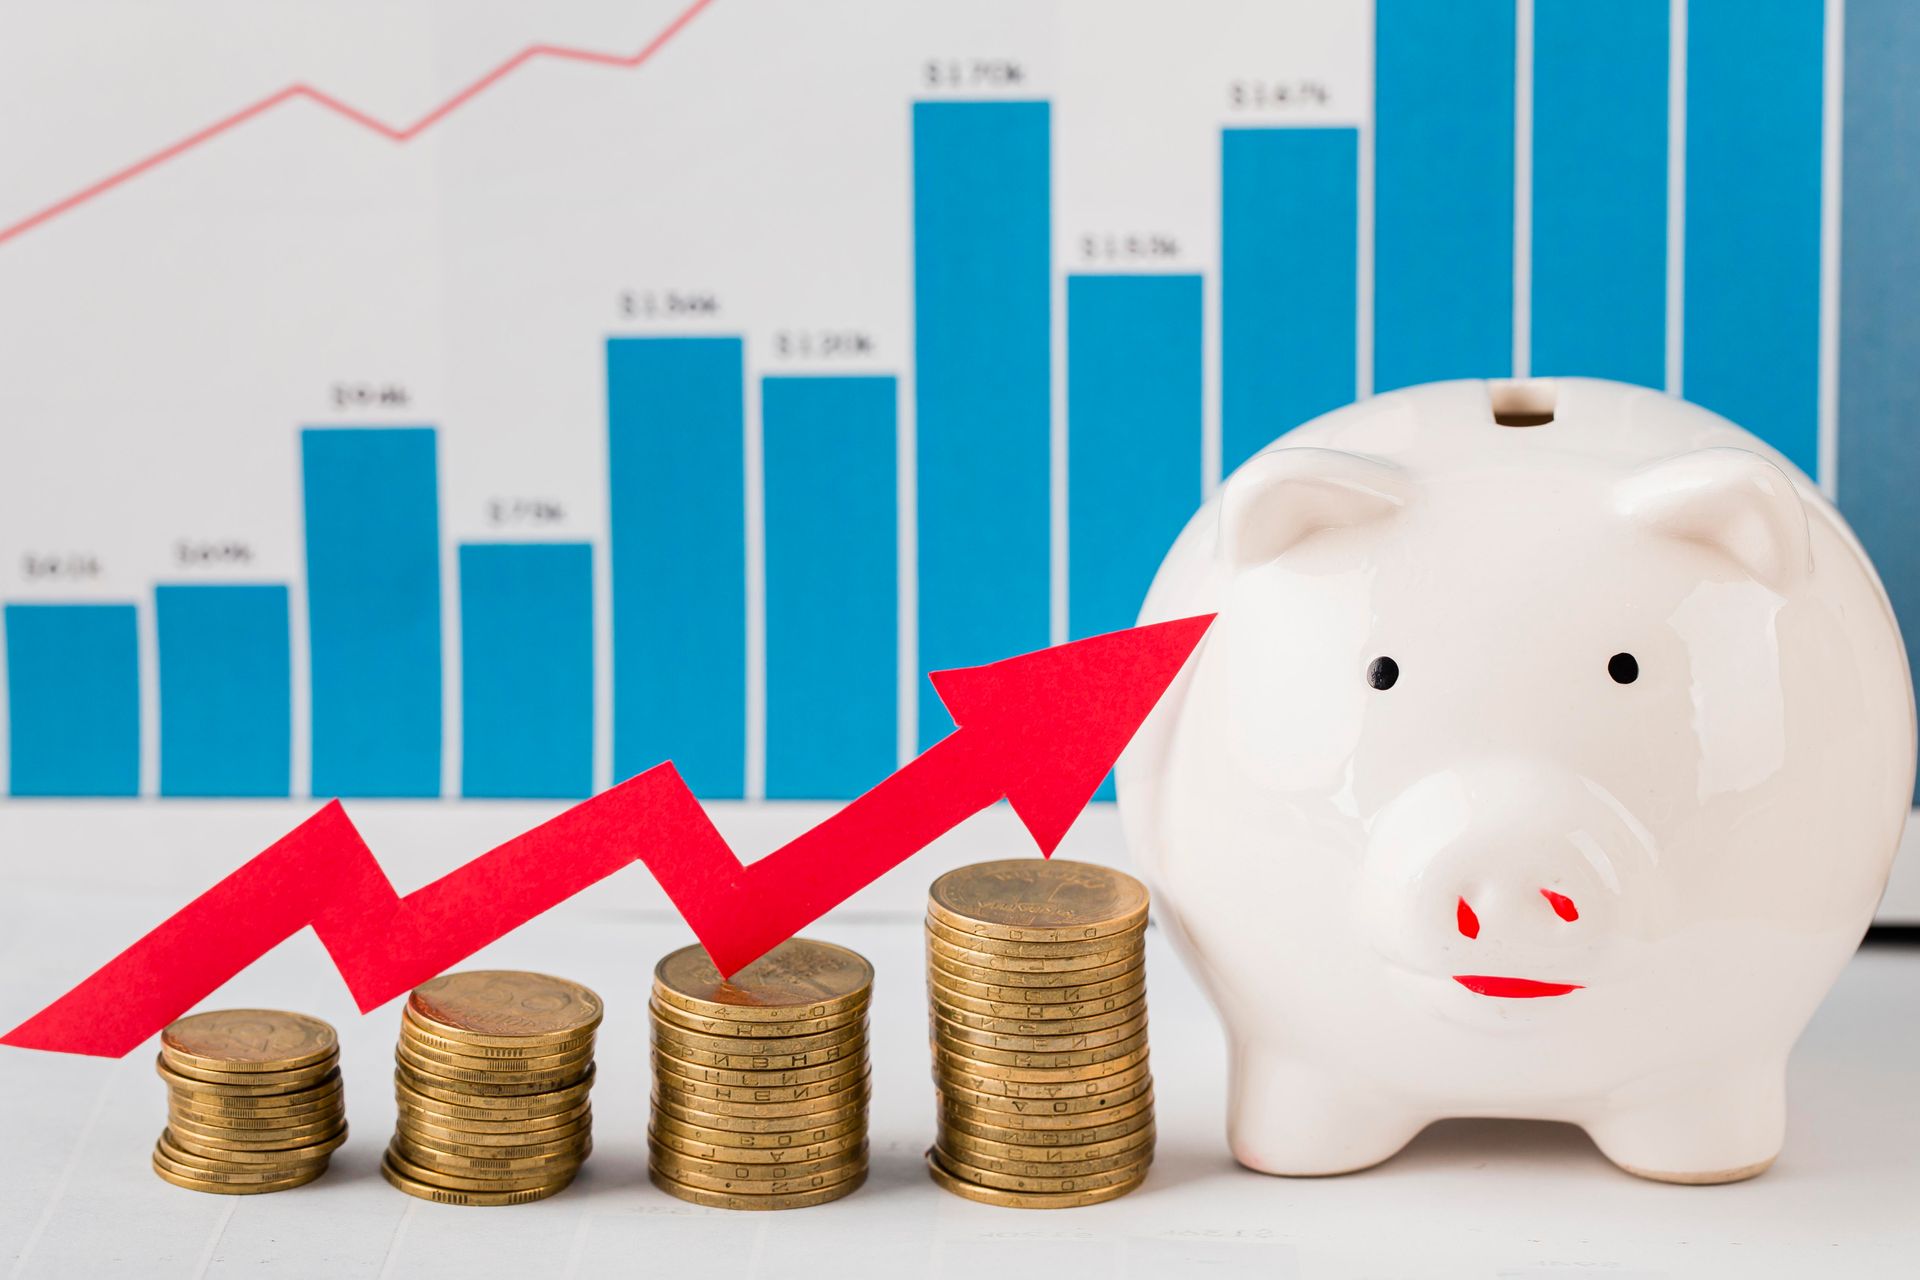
[
  {"x1": 383, "y1": 970, "x2": 601, "y2": 1206},
  {"x1": 152, "y1": 1009, "x2": 346, "y2": 1194},
  {"x1": 648, "y1": 938, "x2": 872, "y2": 1210},
  {"x1": 925, "y1": 859, "x2": 1155, "y2": 1208}
]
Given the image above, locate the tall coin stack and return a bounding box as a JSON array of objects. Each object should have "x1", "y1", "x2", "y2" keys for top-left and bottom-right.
[
  {"x1": 384, "y1": 970, "x2": 602, "y2": 1206},
  {"x1": 925, "y1": 859, "x2": 1155, "y2": 1208},
  {"x1": 649, "y1": 939, "x2": 872, "y2": 1210},
  {"x1": 153, "y1": 1010, "x2": 346, "y2": 1195}
]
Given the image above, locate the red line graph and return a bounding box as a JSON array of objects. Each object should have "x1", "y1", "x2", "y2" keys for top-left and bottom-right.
[{"x1": 0, "y1": 0, "x2": 719, "y2": 249}]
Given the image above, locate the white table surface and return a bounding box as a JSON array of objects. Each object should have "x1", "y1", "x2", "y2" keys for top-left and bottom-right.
[{"x1": 1, "y1": 800, "x2": 1917, "y2": 1279}]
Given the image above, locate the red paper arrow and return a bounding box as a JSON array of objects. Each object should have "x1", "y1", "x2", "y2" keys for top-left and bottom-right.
[{"x1": 2, "y1": 615, "x2": 1211, "y2": 1058}]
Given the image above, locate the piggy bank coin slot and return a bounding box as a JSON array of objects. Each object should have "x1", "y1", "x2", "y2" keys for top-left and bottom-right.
[{"x1": 1488, "y1": 379, "x2": 1556, "y2": 427}]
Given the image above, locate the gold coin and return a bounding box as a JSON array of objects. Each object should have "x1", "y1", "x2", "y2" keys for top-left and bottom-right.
[
  {"x1": 651, "y1": 1059, "x2": 868, "y2": 1108},
  {"x1": 166, "y1": 1111, "x2": 346, "y2": 1148},
  {"x1": 928, "y1": 860, "x2": 1149, "y2": 943},
  {"x1": 933, "y1": 1058, "x2": 1154, "y2": 1107},
  {"x1": 936, "y1": 1126, "x2": 1155, "y2": 1175},
  {"x1": 154, "y1": 1156, "x2": 328, "y2": 1196},
  {"x1": 645, "y1": 1051, "x2": 865, "y2": 1090},
  {"x1": 161, "y1": 1010, "x2": 339, "y2": 1074},
  {"x1": 648, "y1": 1119, "x2": 864, "y2": 1166},
  {"x1": 648, "y1": 997, "x2": 865, "y2": 1042},
  {"x1": 931, "y1": 1009, "x2": 1148, "y2": 1054},
  {"x1": 652, "y1": 938, "x2": 873, "y2": 1024},
  {"x1": 931, "y1": 1037, "x2": 1150, "y2": 1079},
  {"x1": 159, "y1": 1053, "x2": 339, "y2": 1090},
  {"x1": 931, "y1": 1143, "x2": 1150, "y2": 1193},
  {"x1": 395, "y1": 1132, "x2": 590, "y2": 1170},
  {"x1": 157, "y1": 1059, "x2": 342, "y2": 1099},
  {"x1": 396, "y1": 1106, "x2": 591, "y2": 1146},
  {"x1": 927, "y1": 964, "x2": 1147, "y2": 1006},
  {"x1": 383, "y1": 1143, "x2": 584, "y2": 1192},
  {"x1": 936, "y1": 1079, "x2": 1155, "y2": 1125},
  {"x1": 399, "y1": 1010, "x2": 594, "y2": 1061},
  {"x1": 931, "y1": 983, "x2": 1146, "y2": 1026},
  {"x1": 653, "y1": 1075, "x2": 869, "y2": 1120},
  {"x1": 938, "y1": 1101, "x2": 1156, "y2": 1149},
  {"x1": 647, "y1": 1137, "x2": 866, "y2": 1183},
  {"x1": 396, "y1": 1061, "x2": 597, "y2": 1102},
  {"x1": 407, "y1": 971, "x2": 604, "y2": 1047},
  {"x1": 397, "y1": 1029, "x2": 595, "y2": 1075},
  {"x1": 381, "y1": 1153, "x2": 573, "y2": 1206},
  {"x1": 925, "y1": 1150, "x2": 1143, "y2": 1209},
  {"x1": 647, "y1": 1142, "x2": 866, "y2": 1195},
  {"x1": 928, "y1": 948, "x2": 1143, "y2": 989},
  {"x1": 648, "y1": 1162, "x2": 865, "y2": 1210},
  {"x1": 396, "y1": 1115, "x2": 590, "y2": 1154},
  {"x1": 648, "y1": 1109, "x2": 866, "y2": 1150},
  {"x1": 152, "y1": 1140, "x2": 325, "y2": 1185},
  {"x1": 162, "y1": 1126, "x2": 346, "y2": 1166},
  {"x1": 926, "y1": 933, "x2": 1142, "y2": 975},
  {"x1": 924, "y1": 915, "x2": 1145, "y2": 960},
  {"x1": 650, "y1": 1091, "x2": 866, "y2": 1136},
  {"x1": 169, "y1": 1089, "x2": 343, "y2": 1128},
  {"x1": 650, "y1": 1016, "x2": 865, "y2": 1061},
  {"x1": 395, "y1": 1043, "x2": 592, "y2": 1088},
  {"x1": 395, "y1": 1079, "x2": 594, "y2": 1126}
]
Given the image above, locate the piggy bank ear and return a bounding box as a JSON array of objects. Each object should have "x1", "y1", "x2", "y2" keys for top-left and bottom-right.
[
  {"x1": 1218, "y1": 447, "x2": 1413, "y2": 569},
  {"x1": 1615, "y1": 447, "x2": 1811, "y2": 589}
]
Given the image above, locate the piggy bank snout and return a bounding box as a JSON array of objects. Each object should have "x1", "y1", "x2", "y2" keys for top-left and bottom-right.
[{"x1": 1356, "y1": 763, "x2": 1654, "y2": 986}]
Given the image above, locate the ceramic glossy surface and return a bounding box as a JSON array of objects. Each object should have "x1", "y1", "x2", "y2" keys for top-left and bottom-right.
[{"x1": 1116, "y1": 378, "x2": 1916, "y2": 1183}]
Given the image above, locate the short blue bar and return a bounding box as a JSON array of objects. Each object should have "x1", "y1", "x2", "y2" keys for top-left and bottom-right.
[
  {"x1": 157, "y1": 584, "x2": 290, "y2": 797},
  {"x1": 458, "y1": 543, "x2": 593, "y2": 800},
  {"x1": 5, "y1": 603, "x2": 139, "y2": 797},
  {"x1": 1684, "y1": 0, "x2": 1824, "y2": 475},
  {"x1": 1375, "y1": 0, "x2": 1515, "y2": 390},
  {"x1": 913, "y1": 100, "x2": 1052, "y2": 749},
  {"x1": 1068, "y1": 273, "x2": 1203, "y2": 800},
  {"x1": 763, "y1": 376, "x2": 898, "y2": 800},
  {"x1": 1838, "y1": 0, "x2": 1920, "y2": 802},
  {"x1": 302, "y1": 427, "x2": 443, "y2": 798},
  {"x1": 1221, "y1": 128, "x2": 1358, "y2": 472},
  {"x1": 607, "y1": 336, "x2": 746, "y2": 797},
  {"x1": 1531, "y1": 0, "x2": 1669, "y2": 387}
]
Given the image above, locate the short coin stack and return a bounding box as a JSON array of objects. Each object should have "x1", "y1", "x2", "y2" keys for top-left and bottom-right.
[
  {"x1": 649, "y1": 938, "x2": 872, "y2": 1209},
  {"x1": 384, "y1": 970, "x2": 601, "y2": 1206},
  {"x1": 153, "y1": 1010, "x2": 346, "y2": 1194},
  {"x1": 925, "y1": 859, "x2": 1155, "y2": 1208}
]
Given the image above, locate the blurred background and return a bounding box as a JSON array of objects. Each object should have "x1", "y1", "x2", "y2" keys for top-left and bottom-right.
[{"x1": 0, "y1": 0, "x2": 1914, "y2": 920}]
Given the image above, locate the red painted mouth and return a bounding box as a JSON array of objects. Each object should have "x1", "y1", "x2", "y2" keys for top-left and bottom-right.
[{"x1": 1452, "y1": 975, "x2": 1583, "y2": 999}]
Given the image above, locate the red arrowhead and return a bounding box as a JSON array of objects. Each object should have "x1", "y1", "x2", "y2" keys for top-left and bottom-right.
[{"x1": 932, "y1": 614, "x2": 1215, "y2": 853}]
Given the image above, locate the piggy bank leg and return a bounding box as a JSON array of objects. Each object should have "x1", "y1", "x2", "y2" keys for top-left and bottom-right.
[
  {"x1": 1228, "y1": 1043, "x2": 1424, "y2": 1176},
  {"x1": 1582, "y1": 1061, "x2": 1786, "y2": 1185}
]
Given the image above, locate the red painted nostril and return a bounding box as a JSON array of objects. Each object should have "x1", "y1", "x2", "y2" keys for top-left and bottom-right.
[
  {"x1": 1456, "y1": 896, "x2": 1480, "y2": 939},
  {"x1": 1541, "y1": 889, "x2": 1579, "y2": 922}
]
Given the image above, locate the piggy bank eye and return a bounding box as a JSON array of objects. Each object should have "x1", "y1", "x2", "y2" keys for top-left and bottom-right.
[
  {"x1": 1367, "y1": 656, "x2": 1399, "y2": 690},
  {"x1": 1608, "y1": 652, "x2": 1639, "y2": 685}
]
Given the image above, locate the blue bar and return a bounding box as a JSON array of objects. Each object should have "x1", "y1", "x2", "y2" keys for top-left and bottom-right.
[
  {"x1": 913, "y1": 100, "x2": 1051, "y2": 749},
  {"x1": 459, "y1": 543, "x2": 593, "y2": 800},
  {"x1": 1222, "y1": 128, "x2": 1358, "y2": 471},
  {"x1": 1376, "y1": 0, "x2": 1515, "y2": 391},
  {"x1": 1068, "y1": 274, "x2": 1203, "y2": 800},
  {"x1": 763, "y1": 376, "x2": 898, "y2": 799},
  {"x1": 607, "y1": 337, "x2": 746, "y2": 796},
  {"x1": 5, "y1": 603, "x2": 138, "y2": 797},
  {"x1": 302, "y1": 427, "x2": 443, "y2": 798},
  {"x1": 1838, "y1": 0, "x2": 1920, "y2": 803},
  {"x1": 1531, "y1": 0, "x2": 1668, "y2": 387},
  {"x1": 157, "y1": 585, "x2": 290, "y2": 797},
  {"x1": 1684, "y1": 0, "x2": 1824, "y2": 475}
]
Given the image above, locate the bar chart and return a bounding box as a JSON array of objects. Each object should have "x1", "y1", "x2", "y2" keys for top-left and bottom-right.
[{"x1": 1, "y1": 0, "x2": 1910, "y2": 809}]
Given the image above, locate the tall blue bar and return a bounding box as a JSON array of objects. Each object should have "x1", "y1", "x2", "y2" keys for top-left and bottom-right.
[
  {"x1": 156, "y1": 584, "x2": 290, "y2": 797},
  {"x1": 302, "y1": 427, "x2": 442, "y2": 798},
  {"x1": 5, "y1": 603, "x2": 138, "y2": 797},
  {"x1": 607, "y1": 336, "x2": 746, "y2": 796},
  {"x1": 1068, "y1": 273, "x2": 1203, "y2": 800},
  {"x1": 1839, "y1": 0, "x2": 1920, "y2": 802},
  {"x1": 1375, "y1": 0, "x2": 1515, "y2": 390},
  {"x1": 1531, "y1": 0, "x2": 1669, "y2": 387},
  {"x1": 1222, "y1": 128, "x2": 1358, "y2": 471},
  {"x1": 763, "y1": 376, "x2": 898, "y2": 799},
  {"x1": 1685, "y1": 0, "x2": 1824, "y2": 475},
  {"x1": 913, "y1": 100, "x2": 1051, "y2": 749},
  {"x1": 459, "y1": 543, "x2": 593, "y2": 800}
]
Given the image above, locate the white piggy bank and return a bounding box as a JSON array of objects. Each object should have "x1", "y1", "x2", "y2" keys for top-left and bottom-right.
[{"x1": 1116, "y1": 378, "x2": 1914, "y2": 1184}]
